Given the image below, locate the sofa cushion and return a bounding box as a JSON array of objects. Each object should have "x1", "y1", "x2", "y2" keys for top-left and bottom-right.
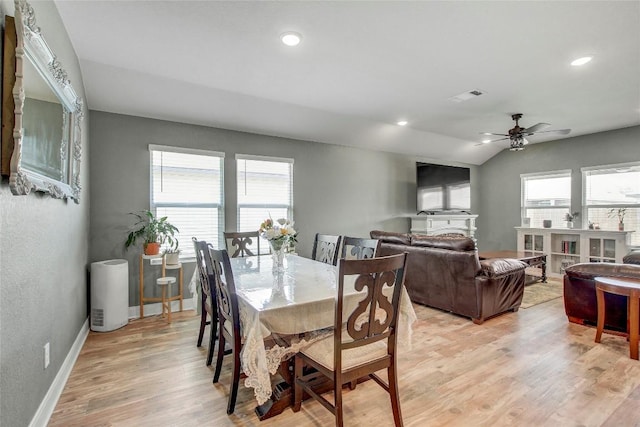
[
  {"x1": 369, "y1": 230, "x2": 411, "y2": 246},
  {"x1": 410, "y1": 234, "x2": 476, "y2": 251}
]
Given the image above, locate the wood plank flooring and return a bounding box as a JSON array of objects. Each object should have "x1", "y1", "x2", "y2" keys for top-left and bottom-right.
[{"x1": 49, "y1": 297, "x2": 640, "y2": 426}]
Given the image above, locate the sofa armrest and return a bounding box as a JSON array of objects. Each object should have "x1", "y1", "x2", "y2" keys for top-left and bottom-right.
[{"x1": 479, "y1": 258, "x2": 527, "y2": 278}]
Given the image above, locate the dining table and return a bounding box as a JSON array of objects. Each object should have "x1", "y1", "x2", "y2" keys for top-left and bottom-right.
[{"x1": 205, "y1": 253, "x2": 417, "y2": 419}]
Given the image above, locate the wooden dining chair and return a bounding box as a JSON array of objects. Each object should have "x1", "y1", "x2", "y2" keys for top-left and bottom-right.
[
  {"x1": 224, "y1": 231, "x2": 260, "y2": 258},
  {"x1": 340, "y1": 236, "x2": 380, "y2": 260},
  {"x1": 192, "y1": 237, "x2": 218, "y2": 366},
  {"x1": 293, "y1": 253, "x2": 408, "y2": 427},
  {"x1": 311, "y1": 233, "x2": 343, "y2": 266},
  {"x1": 209, "y1": 247, "x2": 243, "y2": 415}
]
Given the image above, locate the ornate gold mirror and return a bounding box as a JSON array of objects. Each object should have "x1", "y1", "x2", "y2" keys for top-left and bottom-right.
[{"x1": 2, "y1": 0, "x2": 83, "y2": 202}]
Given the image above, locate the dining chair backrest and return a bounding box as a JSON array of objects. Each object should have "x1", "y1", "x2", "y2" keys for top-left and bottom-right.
[
  {"x1": 311, "y1": 233, "x2": 343, "y2": 266},
  {"x1": 336, "y1": 253, "x2": 408, "y2": 358},
  {"x1": 209, "y1": 246, "x2": 243, "y2": 414},
  {"x1": 340, "y1": 236, "x2": 380, "y2": 260},
  {"x1": 224, "y1": 231, "x2": 260, "y2": 258},
  {"x1": 209, "y1": 247, "x2": 242, "y2": 350},
  {"x1": 192, "y1": 237, "x2": 217, "y2": 364}
]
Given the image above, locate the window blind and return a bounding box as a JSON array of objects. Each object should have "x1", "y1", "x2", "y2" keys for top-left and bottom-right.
[
  {"x1": 150, "y1": 145, "x2": 224, "y2": 259},
  {"x1": 236, "y1": 154, "x2": 293, "y2": 254}
]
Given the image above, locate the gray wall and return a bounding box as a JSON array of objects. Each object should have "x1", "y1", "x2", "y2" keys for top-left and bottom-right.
[
  {"x1": 89, "y1": 111, "x2": 479, "y2": 305},
  {"x1": 476, "y1": 125, "x2": 640, "y2": 251},
  {"x1": 0, "y1": 1, "x2": 90, "y2": 426}
]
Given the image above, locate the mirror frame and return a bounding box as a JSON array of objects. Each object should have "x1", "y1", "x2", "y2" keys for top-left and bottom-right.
[{"x1": 9, "y1": 0, "x2": 84, "y2": 202}]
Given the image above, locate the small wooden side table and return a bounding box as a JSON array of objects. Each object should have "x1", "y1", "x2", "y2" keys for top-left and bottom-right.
[
  {"x1": 594, "y1": 276, "x2": 640, "y2": 360},
  {"x1": 139, "y1": 254, "x2": 183, "y2": 318}
]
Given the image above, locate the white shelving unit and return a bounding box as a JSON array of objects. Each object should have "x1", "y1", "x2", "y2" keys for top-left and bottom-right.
[{"x1": 515, "y1": 227, "x2": 633, "y2": 278}]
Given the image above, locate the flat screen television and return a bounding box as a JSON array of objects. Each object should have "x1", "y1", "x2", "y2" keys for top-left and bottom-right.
[{"x1": 416, "y1": 163, "x2": 471, "y2": 214}]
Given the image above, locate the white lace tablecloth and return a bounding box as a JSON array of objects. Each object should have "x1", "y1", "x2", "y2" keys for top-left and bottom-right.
[{"x1": 229, "y1": 255, "x2": 417, "y2": 406}]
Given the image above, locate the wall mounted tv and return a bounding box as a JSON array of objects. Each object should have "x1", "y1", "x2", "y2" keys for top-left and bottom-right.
[{"x1": 416, "y1": 162, "x2": 471, "y2": 214}]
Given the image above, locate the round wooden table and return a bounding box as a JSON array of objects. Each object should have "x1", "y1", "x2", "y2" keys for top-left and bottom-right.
[{"x1": 595, "y1": 276, "x2": 640, "y2": 360}]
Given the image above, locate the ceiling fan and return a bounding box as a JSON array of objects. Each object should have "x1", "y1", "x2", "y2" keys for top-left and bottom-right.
[{"x1": 479, "y1": 113, "x2": 571, "y2": 151}]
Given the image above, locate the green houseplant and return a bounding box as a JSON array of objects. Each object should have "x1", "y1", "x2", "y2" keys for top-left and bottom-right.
[{"x1": 125, "y1": 210, "x2": 179, "y2": 255}]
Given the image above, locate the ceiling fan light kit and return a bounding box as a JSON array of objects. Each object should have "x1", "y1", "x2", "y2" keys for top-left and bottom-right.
[{"x1": 480, "y1": 113, "x2": 571, "y2": 151}]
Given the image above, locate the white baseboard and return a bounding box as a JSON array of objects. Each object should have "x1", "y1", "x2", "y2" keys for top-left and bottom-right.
[
  {"x1": 128, "y1": 298, "x2": 195, "y2": 319},
  {"x1": 29, "y1": 318, "x2": 89, "y2": 427}
]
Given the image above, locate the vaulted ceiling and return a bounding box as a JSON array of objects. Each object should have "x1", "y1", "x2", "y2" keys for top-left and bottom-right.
[{"x1": 55, "y1": 1, "x2": 640, "y2": 165}]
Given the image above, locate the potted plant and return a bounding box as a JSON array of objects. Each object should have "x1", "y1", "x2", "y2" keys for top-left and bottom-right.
[
  {"x1": 608, "y1": 208, "x2": 627, "y2": 231},
  {"x1": 164, "y1": 245, "x2": 181, "y2": 265},
  {"x1": 564, "y1": 211, "x2": 579, "y2": 229},
  {"x1": 125, "y1": 210, "x2": 179, "y2": 255}
]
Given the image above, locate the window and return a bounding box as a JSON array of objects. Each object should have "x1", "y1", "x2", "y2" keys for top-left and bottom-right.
[
  {"x1": 236, "y1": 154, "x2": 293, "y2": 254},
  {"x1": 583, "y1": 162, "x2": 640, "y2": 245},
  {"x1": 521, "y1": 170, "x2": 571, "y2": 228},
  {"x1": 150, "y1": 145, "x2": 224, "y2": 259}
]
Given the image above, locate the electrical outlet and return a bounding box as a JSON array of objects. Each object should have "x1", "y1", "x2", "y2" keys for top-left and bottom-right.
[{"x1": 44, "y1": 342, "x2": 50, "y2": 369}]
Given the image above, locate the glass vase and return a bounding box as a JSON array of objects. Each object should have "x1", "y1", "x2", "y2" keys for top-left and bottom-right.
[{"x1": 269, "y1": 240, "x2": 286, "y2": 273}]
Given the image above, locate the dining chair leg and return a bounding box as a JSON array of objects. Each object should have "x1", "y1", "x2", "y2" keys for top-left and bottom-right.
[
  {"x1": 293, "y1": 355, "x2": 303, "y2": 412},
  {"x1": 206, "y1": 317, "x2": 216, "y2": 366},
  {"x1": 227, "y1": 352, "x2": 241, "y2": 414},
  {"x1": 388, "y1": 363, "x2": 404, "y2": 427},
  {"x1": 197, "y1": 311, "x2": 206, "y2": 347},
  {"x1": 213, "y1": 328, "x2": 225, "y2": 383},
  {"x1": 334, "y1": 376, "x2": 344, "y2": 427}
]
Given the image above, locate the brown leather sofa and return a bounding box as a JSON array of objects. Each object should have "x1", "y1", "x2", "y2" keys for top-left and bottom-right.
[
  {"x1": 564, "y1": 262, "x2": 640, "y2": 332},
  {"x1": 370, "y1": 230, "x2": 527, "y2": 324}
]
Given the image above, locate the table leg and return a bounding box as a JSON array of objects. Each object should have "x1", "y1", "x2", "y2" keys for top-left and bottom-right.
[
  {"x1": 629, "y1": 292, "x2": 639, "y2": 360},
  {"x1": 595, "y1": 287, "x2": 605, "y2": 343},
  {"x1": 540, "y1": 258, "x2": 547, "y2": 283}
]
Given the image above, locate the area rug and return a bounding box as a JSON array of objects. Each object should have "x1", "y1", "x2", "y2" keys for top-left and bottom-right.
[{"x1": 520, "y1": 279, "x2": 563, "y2": 309}]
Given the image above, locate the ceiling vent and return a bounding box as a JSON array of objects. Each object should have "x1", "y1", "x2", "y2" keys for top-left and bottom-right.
[{"x1": 448, "y1": 89, "x2": 485, "y2": 103}]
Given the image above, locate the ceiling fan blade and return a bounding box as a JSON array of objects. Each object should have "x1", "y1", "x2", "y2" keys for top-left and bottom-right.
[
  {"x1": 475, "y1": 137, "x2": 508, "y2": 146},
  {"x1": 523, "y1": 123, "x2": 550, "y2": 134},
  {"x1": 480, "y1": 132, "x2": 509, "y2": 136},
  {"x1": 533, "y1": 128, "x2": 571, "y2": 135}
]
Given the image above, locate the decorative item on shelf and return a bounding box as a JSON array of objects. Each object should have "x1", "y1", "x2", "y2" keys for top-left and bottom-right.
[
  {"x1": 564, "y1": 211, "x2": 579, "y2": 229},
  {"x1": 259, "y1": 217, "x2": 297, "y2": 273},
  {"x1": 125, "y1": 210, "x2": 179, "y2": 256},
  {"x1": 543, "y1": 220, "x2": 552, "y2": 228},
  {"x1": 608, "y1": 208, "x2": 627, "y2": 231},
  {"x1": 522, "y1": 217, "x2": 531, "y2": 227}
]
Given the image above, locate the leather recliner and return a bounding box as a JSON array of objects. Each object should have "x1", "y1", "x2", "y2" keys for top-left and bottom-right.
[
  {"x1": 370, "y1": 230, "x2": 526, "y2": 324},
  {"x1": 564, "y1": 261, "x2": 640, "y2": 332}
]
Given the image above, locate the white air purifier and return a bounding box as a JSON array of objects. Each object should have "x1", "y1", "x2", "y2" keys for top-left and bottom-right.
[{"x1": 90, "y1": 259, "x2": 129, "y2": 332}]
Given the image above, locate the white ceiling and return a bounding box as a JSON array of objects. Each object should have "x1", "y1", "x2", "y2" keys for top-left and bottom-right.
[{"x1": 54, "y1": 1, "x2": 640, "y2": 165}]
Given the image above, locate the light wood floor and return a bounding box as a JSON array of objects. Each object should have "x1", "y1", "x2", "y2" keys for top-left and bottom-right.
[{"x1": 49, "y1": 297, "x2": 640, "y2": 426}]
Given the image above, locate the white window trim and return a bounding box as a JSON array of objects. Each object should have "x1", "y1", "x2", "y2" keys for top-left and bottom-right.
[
  {"x1": 582, "y1": 161, "x2": 640, "y2": 211},
  {"x1": 520, "y1": 170, "x2": 572, "y2": 223},
  {"x1": 235, "y1": 153, "x2": 293, "y2": 164},
  {"x1": 149, "y1": 144, "x2": 225, "y2": 158}
]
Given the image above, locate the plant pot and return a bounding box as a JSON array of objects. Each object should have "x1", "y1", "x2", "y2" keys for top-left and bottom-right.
[
  {"x1": 619, "y1": 222, "x2": 624, "y2": 231},
  {"x1": 165, "y1": 252, "x2": 180, "y2": 265},
  {"x1": 144, "y1": 242, "x2": 160, "y2": 255}
]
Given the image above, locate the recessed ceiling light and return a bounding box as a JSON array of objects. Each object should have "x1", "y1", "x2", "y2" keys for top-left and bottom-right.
[
  {"x1": 482, "y1": 139, "x2": 492, "y2": 144},
  {"x1": 571, "y1": 56, "x2": 593, "y2": 66},
  {"x1": 396, "y1": 120, "x2": 408, "y2": 126},
  {"x1": 281, "y1": 32, "x2": 302, "y2": 47}
]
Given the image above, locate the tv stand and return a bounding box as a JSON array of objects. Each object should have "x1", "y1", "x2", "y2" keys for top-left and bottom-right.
[{"x1": 410, "y1": 214, "x2": 478, "y2": 239}]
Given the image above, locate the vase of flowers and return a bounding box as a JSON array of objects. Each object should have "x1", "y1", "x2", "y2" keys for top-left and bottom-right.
[
  {"x1": 608, "y1": 208, "x2": 627, "y2": 231},
  {"x1": 259, "y1": 217, "x2": 297, "y2": 273}
]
